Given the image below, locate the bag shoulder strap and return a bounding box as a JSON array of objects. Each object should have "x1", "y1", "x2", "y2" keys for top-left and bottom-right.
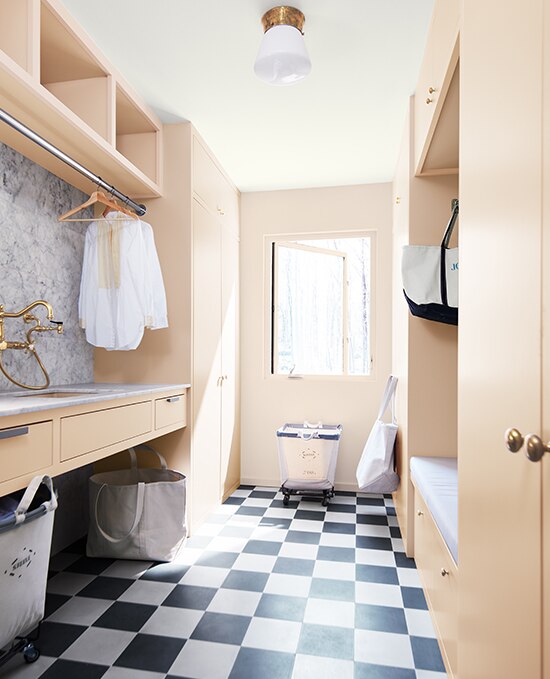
[
  {"x1": 378, "y1": 376, "x2": 398, "y2": 424},
  {"x1": 128, "y1": 444, "x2": 168, "y2": 471},
  {"x1": 441, "y1": 201, "x2": 459, "y2": 249},
  {"x1": 15, "y1": 475, "x2": 57, "y2": 524}
]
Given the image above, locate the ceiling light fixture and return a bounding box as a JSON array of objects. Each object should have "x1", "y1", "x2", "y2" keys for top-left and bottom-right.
[{"x1": 254, "y1": 6, "x2": 311, "y2": 86}]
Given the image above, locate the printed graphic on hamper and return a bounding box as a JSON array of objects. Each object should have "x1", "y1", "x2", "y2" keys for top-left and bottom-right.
[{"x1": 3, "y1": 547, "x2": 36, "y2": 579}]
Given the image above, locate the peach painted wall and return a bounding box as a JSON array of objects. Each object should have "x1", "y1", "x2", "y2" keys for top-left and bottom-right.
[{"x1": 240, "y1": 183, "x2": 393, "y2": 490}]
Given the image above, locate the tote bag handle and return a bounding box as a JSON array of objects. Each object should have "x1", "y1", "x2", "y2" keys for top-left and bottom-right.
[
  {"x1": 377, "y1": 376, "x2": 398, "y2": 425},
  {"x1": 94, "y1": 482, "x2": 145, "y2": 544}
]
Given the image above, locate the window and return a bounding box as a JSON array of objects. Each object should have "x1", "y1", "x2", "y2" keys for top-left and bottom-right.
[{"x1": 271, "y1": 235, "x2": 372, "y2": 376}]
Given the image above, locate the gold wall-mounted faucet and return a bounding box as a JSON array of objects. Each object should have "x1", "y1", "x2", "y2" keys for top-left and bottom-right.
[{"x1": 0, "y1": 300, "x2": 63, "y2": 390}]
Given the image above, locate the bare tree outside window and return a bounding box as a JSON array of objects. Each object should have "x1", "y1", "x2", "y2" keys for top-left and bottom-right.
[{"x1": 272, "y1": 236, "x2": 372, "y2": 376}]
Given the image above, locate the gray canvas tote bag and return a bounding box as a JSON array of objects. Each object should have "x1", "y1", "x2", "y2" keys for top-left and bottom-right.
[{"x1": 87, "y1": 445, "x2": 187, "y2": 562}]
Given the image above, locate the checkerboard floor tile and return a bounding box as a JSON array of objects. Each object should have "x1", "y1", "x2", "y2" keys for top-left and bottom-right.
[{"x1": 1, "y1": 487, "x2": 448, "y2": 678}]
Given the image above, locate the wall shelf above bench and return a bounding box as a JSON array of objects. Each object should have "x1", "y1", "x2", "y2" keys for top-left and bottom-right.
[{"x1": 0, "y1": 0, "x2": 162, "y2": 199}]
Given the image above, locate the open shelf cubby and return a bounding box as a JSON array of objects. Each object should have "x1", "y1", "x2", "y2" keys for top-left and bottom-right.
[{"x1": 0, "y1": 0, "x2": 36, "y2": 75}]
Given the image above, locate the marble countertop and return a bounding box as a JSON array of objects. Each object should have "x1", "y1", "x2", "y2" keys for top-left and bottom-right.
[{"x1": 0, "y1": 383, "x2": 190, "y2": 417}]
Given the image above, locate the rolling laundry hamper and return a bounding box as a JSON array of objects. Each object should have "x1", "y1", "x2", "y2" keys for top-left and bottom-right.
[
  {"x1": 0, "y1": 475, "x2": 57, "y2": 668},
  {"x1": 276, "y1": 422, "x2": 342, "y2": 506}
]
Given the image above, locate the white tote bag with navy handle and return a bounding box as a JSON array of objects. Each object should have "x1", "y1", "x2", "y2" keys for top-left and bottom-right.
[{"x1": 356, "y1": 376, "x2": 399, "y2": 493}]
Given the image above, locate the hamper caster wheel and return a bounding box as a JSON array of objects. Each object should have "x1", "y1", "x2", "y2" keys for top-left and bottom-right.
[
  {"x1": 23, "y1": 644, "x2": 40, "y2": 664},
  {"x1": 283, "y1": 495, "x2": 290, "y2": 506},
  {"x1": 322, "y1": 497, "x2": 329, "y2": 507}
]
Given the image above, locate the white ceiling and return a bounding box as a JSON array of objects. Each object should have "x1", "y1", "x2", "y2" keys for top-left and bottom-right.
[{"x1": 60, "y1": 0, "x2": 434, "y2": 192}]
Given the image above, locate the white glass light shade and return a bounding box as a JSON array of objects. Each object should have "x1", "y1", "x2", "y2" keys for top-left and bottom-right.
[{"x1": 254, "y1": 25, "x2": 311, "y2": 86}]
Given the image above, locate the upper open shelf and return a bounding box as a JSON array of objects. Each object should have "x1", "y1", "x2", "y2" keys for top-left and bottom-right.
[{"x1": 0, "y1": 0, "x2": 162, "y2": 199}]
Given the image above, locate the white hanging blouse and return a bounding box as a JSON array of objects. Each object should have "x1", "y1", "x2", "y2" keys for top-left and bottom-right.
[{"x1": 78, "y1": 211, "x2": 168, "y2": 350}]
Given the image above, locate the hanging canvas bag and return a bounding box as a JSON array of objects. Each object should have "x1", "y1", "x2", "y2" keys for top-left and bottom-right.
[
  {"x1": 87, "y1": 445, "x2": 187, "y2": 562},
  {"x1": 401, "y1": 200, "x2": 459, "y2": 325},
  {"x1": 356, "y1": 376, "x2": 399, "y2": 493}
]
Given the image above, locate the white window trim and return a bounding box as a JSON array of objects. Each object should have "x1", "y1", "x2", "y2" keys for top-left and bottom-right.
[{"x1": 264, "y1": 230, "x2": 377, "y2": 382}]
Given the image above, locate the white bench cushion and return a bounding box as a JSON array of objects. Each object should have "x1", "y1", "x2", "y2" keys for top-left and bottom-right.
[{"x1": 410, "y1": 456, "x2": 458, "y2": 564}]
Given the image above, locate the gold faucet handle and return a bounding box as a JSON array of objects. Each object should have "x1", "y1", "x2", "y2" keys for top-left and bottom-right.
[{"x1": 51, "y1": 320, "x2": 63, "y2": 334}]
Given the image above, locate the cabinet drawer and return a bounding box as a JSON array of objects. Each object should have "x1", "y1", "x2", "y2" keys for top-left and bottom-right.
[
  {"x1": 61, "y1": 401, "x2": 152, "y2": 461},
  {"x1": 155, "y1": 393, "x2": 186, "y2": 430},
  {"x1": 0, "y1": 421, "x2": 53, "y2": 483},
  {"x1": 414, "y1": 491, "x2": 458, "y2": 676}
]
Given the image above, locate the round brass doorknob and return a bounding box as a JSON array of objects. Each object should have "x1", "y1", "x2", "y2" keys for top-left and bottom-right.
[
  {"x1": 524, "y1": 434, "x2": 550, "y2": 463},
  {"x1": 505, "y1": 427, "x2": 524, "y2": 453}
]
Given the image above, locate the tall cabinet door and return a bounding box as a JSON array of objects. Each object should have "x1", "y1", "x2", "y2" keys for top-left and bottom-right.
[
  {"x1": 192, "y1": 198, "x2": 222, "y2": 528},
  {"x1": 459, "y1": 1, "x2": 543, "y2": 677},
  {"x1": 220, "y1": 226, "x2": 240, "y2": 498}
]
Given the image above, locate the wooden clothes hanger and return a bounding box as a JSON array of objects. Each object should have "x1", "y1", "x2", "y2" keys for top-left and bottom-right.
[{"x1": 58, "y1": 190, "x2": 139, "y2": 223}]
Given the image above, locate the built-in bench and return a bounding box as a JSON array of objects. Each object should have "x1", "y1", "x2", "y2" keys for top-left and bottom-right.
[{"x1": 410, "y1": 456, "x2": 458, "y2": 678}]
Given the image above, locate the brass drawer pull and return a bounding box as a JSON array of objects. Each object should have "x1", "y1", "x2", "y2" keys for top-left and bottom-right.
[
  {"x1": 441, "y1": 568, "x2": 449, "y2": 577},
  {"x1": 417, "y1": 510, "x2": 423, "y2": 517},
  {"x1": 428, "y1": 86, "x2": 437, "y2": 94},
  {"x1": 426, "y1": 97, "x2": 433, "y2": 104},
  {"x1": 0, "y1": 426, "x2": 29, "y2": 440},
  {"x1": 166, "y1": 397, "x2": 181, "y2": 403}
]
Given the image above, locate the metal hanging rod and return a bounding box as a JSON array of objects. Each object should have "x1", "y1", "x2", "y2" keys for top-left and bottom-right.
[{"x1": 0, "y1": 108, "x2": 147, "y2": 217}]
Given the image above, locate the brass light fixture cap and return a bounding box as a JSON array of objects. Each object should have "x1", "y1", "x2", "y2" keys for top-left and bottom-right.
[{"x1": 261, "y1": 6, "x2": 306, "y2": 34}]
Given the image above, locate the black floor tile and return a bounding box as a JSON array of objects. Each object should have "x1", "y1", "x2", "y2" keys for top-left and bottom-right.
[
  {"x1": 44, "y1": 593, "x2": 71, "y2": 619},
  {"x1": 335, "y1": 490, "x2": 357, "y2": 497},
  {"x1": 77, "y1": 577, "x2": 134, "y2": 600},
  {"x1": 196, "y1": 550, "x2": 239, "y2": 569},
  {"x1": 64, "y1": 537, "x2": 87, "y2": 554},
  {"x1": 229, "y1": 647, "x2": 295, "y2": 679},
  {"x1": 36, "y1": 621, "x2": 87, "y2": 656},
  {"x1": 356, "y1": 536, "x2": 393, "y2": 551},
  {"x1": 387, "y1": 507, "x2": 397, "y2": 516},
  {"x1": 395, "y1": 551, "x2": 416, "y2": 569},
  {"x1": 190, "y1": 611, "x2": 251, "y2": 645},
  {"x1": 162, "y1": 584, "x2": 217, "y2": 610},
  {"x1": 224, "y1": 496, "x2": 245, "y2": 505},
  {"x1": 269, "y1": 499, "x2": 300, "y2": 509},
  {"x1": 294, "y1": 509, "x2": 325, "y2": 521},
  {"x1": 355, "y1": 662, "x2": 416, "y2": 679},
  {"x1": 238, "y1": 484, "x2": 255, "y2": 490},
  {"x1": 243, "y1": 539, "x2": 282, "y2": 556},
  {"x1": 318, "y1": 546, "x2": 355, "y2": 563},
  {"x1": 273, "y1": 557, "x2": 315, "y2": 577},
  {"x1": 401, "y1": 586, "x2": 428, "y2": 610},
  {"x1": 65, "y1": 557, "x2": 115, "y2": 575},
  {"x1": 326, "y1": 503, "x2": 356, "y2": 514},
  {"x1": 411, "y1": 635, "x2": 446, "y2": 672},
  {"x1": 249, "y1": 490, "x2": 277, "y2": 499},
  {"x1": 285, "y1": 530, "x2": 321, "y2": 545},
  {"x1": 309, "y1": 577, "x2": 355, "y2": 602},
  {"x1": 93, "y1": 601, "x2": 157, "y2": 632},
  {"x1": 357, "y1": 514, "x2": 389, "y2": 526},
  {"x1": 390, "y1": 526, "x2": 402, "y2": 538},
  {"x1": 355, "y1": 603, "x2": 408, "y2": 634},
  {"x1": 255, "y1": 592, "x2": 307, "y2": 622},
  {"x1": 141, "y1": 562, "x2": 190, "y2": 583},
  {"x1": 114, "y1": 633, "x2": 185, "y2": 673},
  {"x1": 236, "y1": 506, "x2": 266, "y2": 516},
  {"x1": 357, "y1": 497, "x2": 385, "y2": 506},
  {"x1": 297, "y1": 623, "x2": 354, "y2": 660},
  {"x1": 356, "y1": 564, "x2": 399, "y2": 585},
  {"x1": 259, "y1": 517, "x2": 293, "y2": 529},
  {"x1": 222, "y1": 570, "x2": 269, "y2": 592},
  {"x1": 40, "y1": 659, "x2": 108, "y2": 679},
  {"x1": 323, "y1": 521, "x2": 355, "y2": 535}
]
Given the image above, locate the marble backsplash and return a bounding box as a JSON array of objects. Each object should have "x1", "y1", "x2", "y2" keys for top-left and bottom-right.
[{"x1": 0, "y1": 141, "x2": 93, "y2": 391}]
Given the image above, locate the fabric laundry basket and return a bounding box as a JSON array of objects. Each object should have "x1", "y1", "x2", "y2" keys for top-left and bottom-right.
[
  {"x1": 277, "y1": 422, "x2": 342, "y2": 494},
  {"x1": 0, "y1": 475, "x2": 57, "y2": 656},
  {"x1": 87, "y1": 445, "x2": 186, "y2": 562}
]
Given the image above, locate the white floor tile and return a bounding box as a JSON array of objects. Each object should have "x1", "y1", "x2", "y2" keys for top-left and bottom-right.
[
  {"x1": 279, "y1": 542, "x2": 319, "y2": 560},
  {"x1": 392, "y1": 538, "x2": 405, "y2": 552},
  {"x1": 215, "y1": 504, "x2": 240, "y2": 515},
  {"x1": 319, "y1": 533, "x2": 356, "y2": 548},
  {"x1": 415, "y1": 671, "x2": 449, "y2": 679},
  {"x1": 397, "y1": 567, "x2": 422, "y2": 587},
  {"x1": 388, "y1": 516, "x2": 399, "y2": 526},
  {"x1": 0, "y1": 654, "x2": 55, "y2": 678},
  {"x1": 331, "y1": 496, "x2": 357, "y2": 505},
  {"x1": 47, "y1": 596, "x2": 112, "y2": 625},
  {"x1": 231, "y1": 489, "x2": 254, "y2": 498},
  {"x1": 118, "y1": 579, "x2": 176, "y2": 606},
  {"x1": 292, "y1": 653, "x2": 354, "y2": 679},
  {"x1": 243, "y1": 617, "x2": 301, "y2": 653},
  {"x1": 254, "y1": 486, "x2": 278, "y2": 492},
  {"x1": 195, "y1": 522, "x2": 225, "y2": 537},
  {"x1": 61, "y1": 627, "x2": 136, "y2": 665},
  {"x1": 356, "y1": 548, "x2": 396, "y2": 567},
  {"x1": 101, "y1": 560, "x2": 154, "y2": 579},
  {"x1": 46, "y1": 572, "x2": 95, "y2": 596},
  {"x1": 265, "y1": 573, "x2": 312, "y2": 598},
  {"x1": 304, "y1": 598, "x2": 354, "y2": 629},
  {"x1": 207, "y1": 588, "x2": 262, "y2": 616},
  {"x1": 356, "y1": 505, "x2": 387, "y2": 516},
  {"x1": 207, "y1": 536, "x2": 248, "y2": 553},
  {"x1": 313, "y1": 561, "x2": 355, "y2": 582},
  {"x1": 354, "y1": 629, "x2": 414, "y2": 668},
  {"x1": 241, "y1": 498, "x2": 273, "y2": 507},
  {"x1": 325, "y1": 512, "x2": 356, "y2": 524},
  {"x1": 141, "y1": 606, "x2": 204, "y2": 639},
  {"x1": 355, "y1": 582, "x2": 403, "y2": 608},
  {"x1": 226, "y1": 515, "x2": 263, "y2": 527},
  {"x1": 355, "y1": 524, "x2": 391, "y2": 538},
  {"x1": 250, "y1": 526, "x2": 288, "y2": 542},
  {"x1": 232, "y1": 552, "x2": 277, "y2": 573},
  {"x1": 404, "y1": 608, "x2": 438, "y2": 637},
  {"x1": 179, "y1": 566, "x2": 231, "y2": 588},
  {"x1": 102, "y1": 668, "x2": 165, "y2": 679},
  {"x1": 169, "y1": 639, "x2": 239, "y2": 679},
  {"x1": 172, "y1": 547, "x2": 202, "y2": 565},
  {"x1": 289, "y1": 519, "x2": 324, "y2": 533}
]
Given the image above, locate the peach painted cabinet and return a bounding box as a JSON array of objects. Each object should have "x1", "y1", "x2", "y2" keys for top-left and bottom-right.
[{"x1": 459, "y1": 1, "x2": 550, "y2": 677}]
